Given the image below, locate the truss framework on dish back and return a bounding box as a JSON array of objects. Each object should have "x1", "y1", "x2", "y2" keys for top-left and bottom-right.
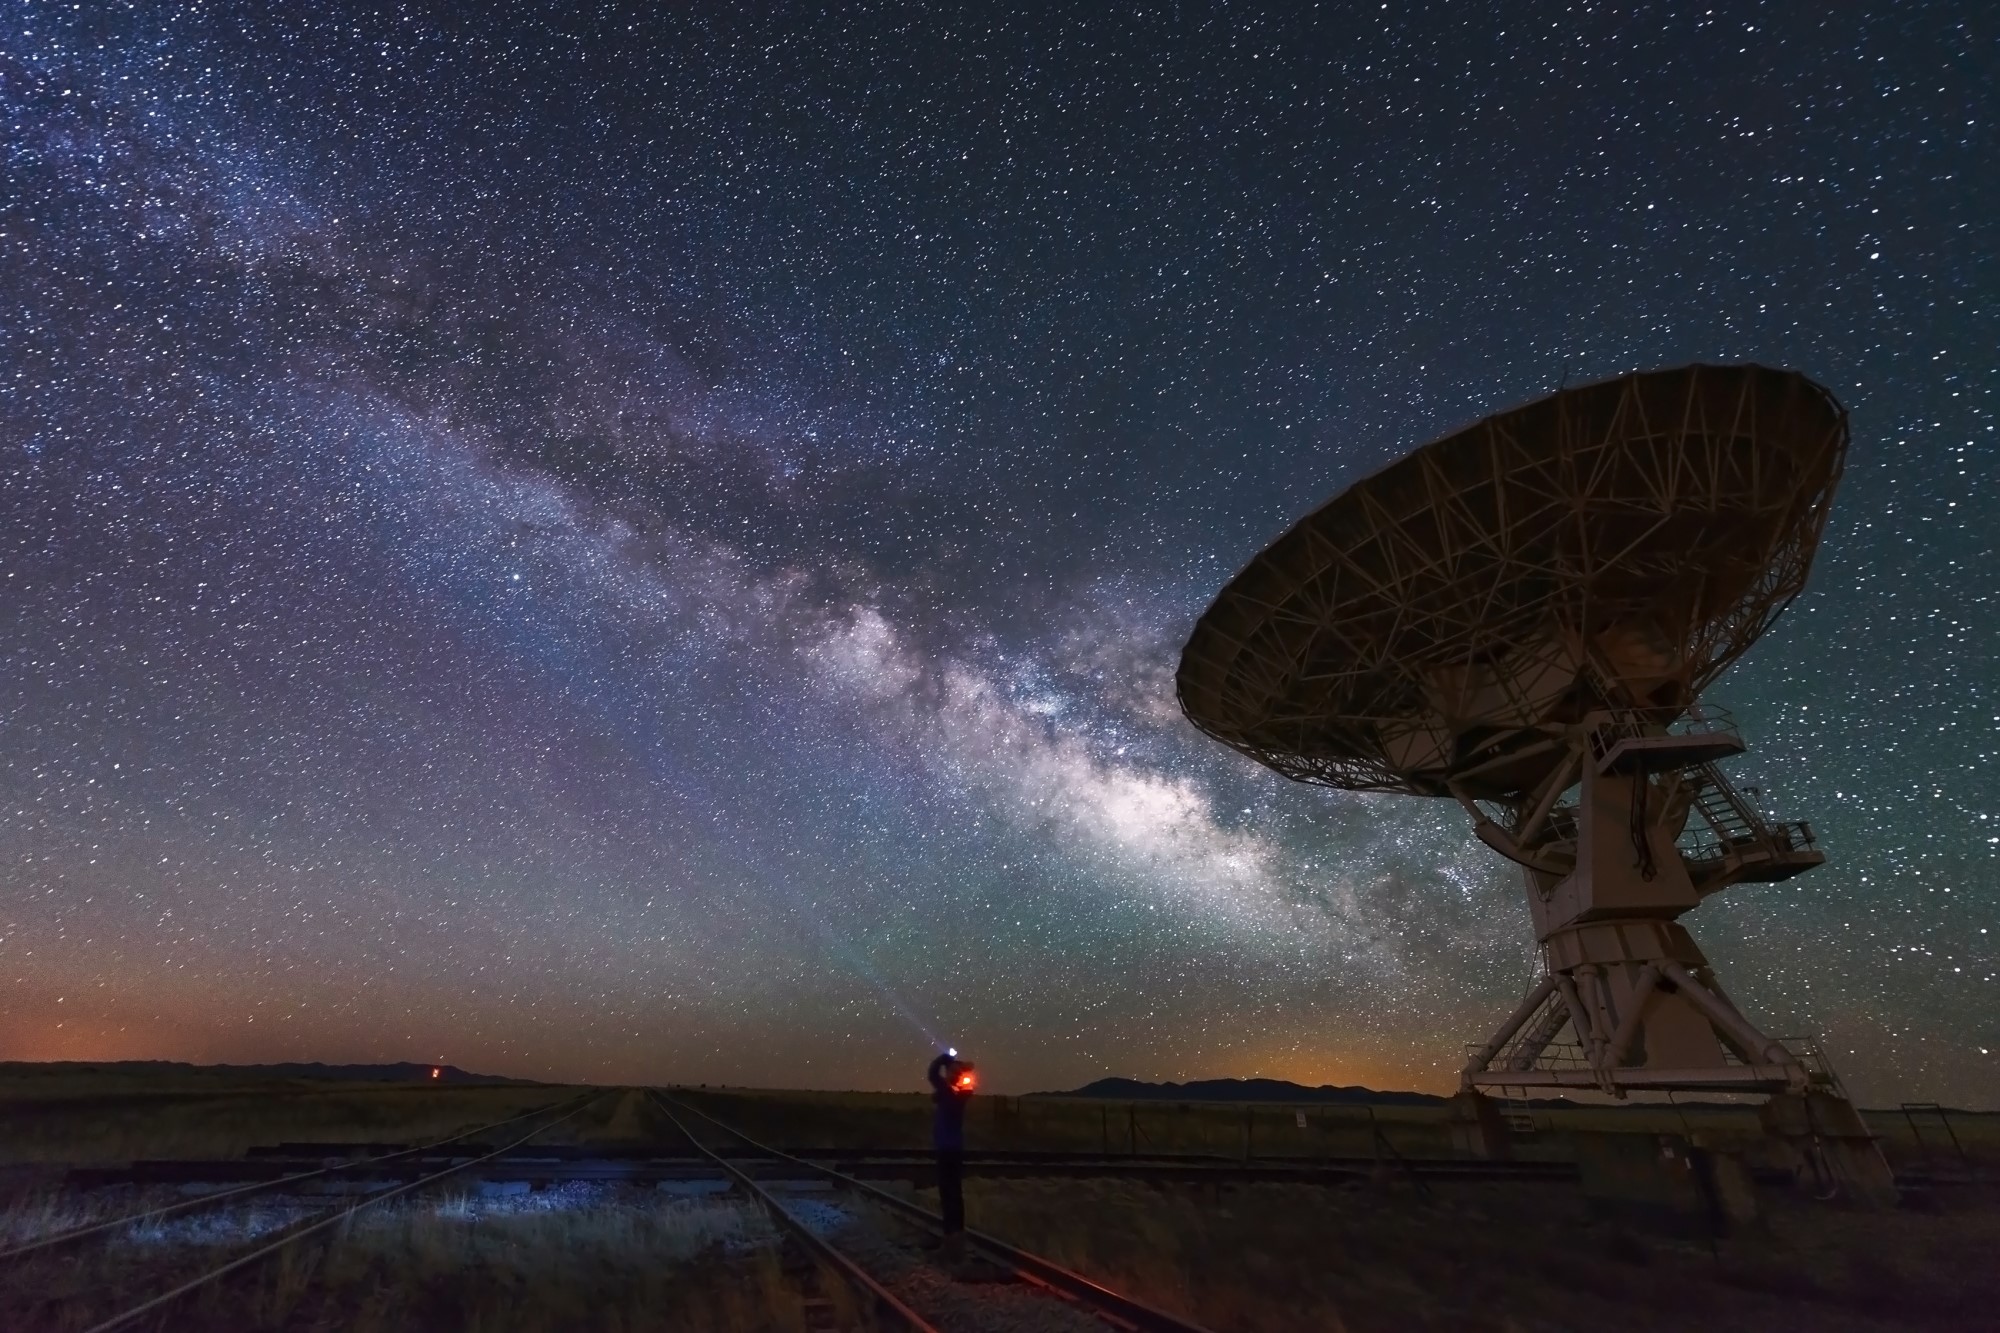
[{"x1": 1179, "y1": 364, "x2": 1894, "y2": 1196}]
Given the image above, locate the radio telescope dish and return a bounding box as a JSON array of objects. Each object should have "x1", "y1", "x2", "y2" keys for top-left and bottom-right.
[
  {"x1": 1178, "y1": 365, "x2": 1891, "y2": 1196},
  {"x1": 1177, "y1": 363, "x2": 1844, "y2": 802}
]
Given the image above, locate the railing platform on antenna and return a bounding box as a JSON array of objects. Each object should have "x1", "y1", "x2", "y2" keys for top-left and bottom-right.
[{"x1": 1590, "y1": 705, "x2": 1745, "y2": 775}]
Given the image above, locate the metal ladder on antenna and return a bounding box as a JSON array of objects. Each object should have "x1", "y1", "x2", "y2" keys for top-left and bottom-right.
[
  {"x1": 1690, "y1": 764, "x2": 1762, "y2": 846},
  {"x1": 1500, "y1": 993, "x2": 1571, "y2": 1072},
  {"x1": 1681, "y1": 762, "x2": 1824, "y2": 888},
  {"x1": 1495, "y1": 1094, "x2": 1539, "y2": 1139}
]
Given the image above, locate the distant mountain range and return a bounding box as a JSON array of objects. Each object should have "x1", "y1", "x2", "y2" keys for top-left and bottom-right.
[
  {"x1": 2, "y1": 1060, "x2": 515, "y2": 1084},
  {"x1": 1035, "y1": 1077, "x2": 1812, "y2": 1112},
  {"x1": 1036, "y1": 1077, "x2": 1446, "y2": 1106}
]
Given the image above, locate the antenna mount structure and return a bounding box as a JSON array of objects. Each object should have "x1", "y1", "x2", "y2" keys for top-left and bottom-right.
[{"x1": 1178, "y1": 364, "x2": 1893, "y2": 1200}]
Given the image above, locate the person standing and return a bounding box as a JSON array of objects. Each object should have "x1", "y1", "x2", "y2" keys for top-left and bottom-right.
[{"x1": 927, "y1": 1049, "x2": 975, "y2": 1262}]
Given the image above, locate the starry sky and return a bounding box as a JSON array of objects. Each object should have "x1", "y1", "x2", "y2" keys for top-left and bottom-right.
[{"x1": 2, "y1": 2, "x2": 1993, "y2": 1105}]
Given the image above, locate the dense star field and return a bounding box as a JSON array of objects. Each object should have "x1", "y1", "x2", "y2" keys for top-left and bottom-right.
[{"x1": 1, "y1": 3, "x2": 1993, "y2": 1105}]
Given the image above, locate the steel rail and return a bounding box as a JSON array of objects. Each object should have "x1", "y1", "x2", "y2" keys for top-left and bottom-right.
[
  {"x1": 658, "y1": 1090, "x2": 1219, "y2": 1333},
  {"x1": 0, "y1": 1089, "x2": 578, "y2": 1262},
  {"x1": 649, "y1": 1095, "x2": 942, "y2": 1333},
  {"x1": 58, "y1": 1151, "x2": 1582, "y2": 1191},
  {"x1": 70, "y1": 1091, "x2": 604, "y2": 1333}
]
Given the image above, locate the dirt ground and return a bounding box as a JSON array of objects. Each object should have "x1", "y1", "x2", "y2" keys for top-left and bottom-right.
[
  {"x1": 3, "y1": 1068, "x2": 1994, "y2": 1331},
  {"x1": 953, "y1": 1175, "x2": 2000, "y2": 1333}
]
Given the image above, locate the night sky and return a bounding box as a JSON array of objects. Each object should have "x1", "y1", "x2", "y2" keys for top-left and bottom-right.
[{"x1": 2, "y1": 3, "x2": 1993, "y2": 1105}]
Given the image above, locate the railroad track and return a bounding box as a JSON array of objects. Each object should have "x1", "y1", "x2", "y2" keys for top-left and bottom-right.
[
  {"x1": 0, "y1": 1090, "x2": 603, "y2": 1332},
  {"x1": 4, "y1": 1091, "x2": 585, "y2": 1264},
  {"x1": 651, "y1": 1089, "x2": 1219, "y2": 1333},
  {"x1": 82, "y1": 1141, "x2": 1975, "y2": 1195},
  {"x1": 63, "y1": 1146, "x2": 1582, "y2": 1190},
  {"x1": 650, "y1": 1094, "x2": 943, "y2": 1332}
]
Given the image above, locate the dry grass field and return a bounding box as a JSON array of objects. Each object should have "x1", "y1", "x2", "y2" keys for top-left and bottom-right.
[
  {"x1": 672, "y1": 1084, "x2": 2000, "y2": 1173},
  {"x1": 0, "y1": 1065, "x2": 572, "y2": 1165},
  {"x1": 17, "y1": 1184, "x2": 829, "y2": 1333},
  {"x1": 946, "y1": 1176, "x2": 2000, "y2": 1332},
  {"x1": 2, "y1": 1067, "x2": 1994, "y2": 1331}
]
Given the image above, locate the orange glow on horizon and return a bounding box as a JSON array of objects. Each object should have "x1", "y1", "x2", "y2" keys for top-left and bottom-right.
[{"x1": 1200, "y1": 1046, "x2": 1454, "y2": 1098}]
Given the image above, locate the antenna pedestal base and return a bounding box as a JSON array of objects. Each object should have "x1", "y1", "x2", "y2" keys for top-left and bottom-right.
[
  {"x1": 1445, "y1": 1090, "x2": 1514, "y2": 1160},
  {"x1": 1462, "y1": 917, "x2": 1812, "y2": 1099},
  {"x1": 1760, "y1": 1091, "x2": 1900, "y2": 1208},
  {"x1": 1461, "y1": 945, "x2": 1897, "y2": 1206}
]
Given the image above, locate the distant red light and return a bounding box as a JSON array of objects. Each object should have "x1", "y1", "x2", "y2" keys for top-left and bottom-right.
[{"x1": 430, "y1": 1067, "x2": 441, "y2": 1080}]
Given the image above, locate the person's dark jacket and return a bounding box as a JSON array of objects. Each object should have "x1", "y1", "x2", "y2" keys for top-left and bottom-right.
[{"x1": 928, "y1": 1053, "x2": 968, "y2": 1152}]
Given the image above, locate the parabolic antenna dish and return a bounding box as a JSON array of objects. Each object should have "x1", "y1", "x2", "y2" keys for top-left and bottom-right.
[
  {"x1": 1174, "y1": 364, "x2": 1894, "y2": 1187},
  {"x1": 1177, "y1": 364, "x2": 1846, "y2": 801}
]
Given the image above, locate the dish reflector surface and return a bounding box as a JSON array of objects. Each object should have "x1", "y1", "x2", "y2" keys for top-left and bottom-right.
[{"x1": 1176, "y1": 364, "x2": 1846, "y2": 798}]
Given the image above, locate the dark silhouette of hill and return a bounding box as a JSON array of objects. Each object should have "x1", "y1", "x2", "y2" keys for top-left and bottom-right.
[
  {"x1": 1035, "y1": 1077, "x2": 1445, "y2": 1106},
  {"x1": 1033, "y1": 1077, "x2": 1836, "y2": 1111}
]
